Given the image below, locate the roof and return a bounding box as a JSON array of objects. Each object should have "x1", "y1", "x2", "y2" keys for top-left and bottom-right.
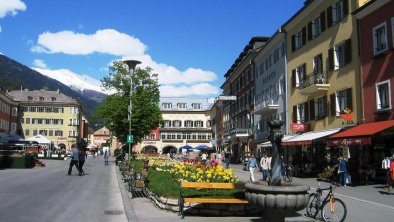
[
  {"x1": 8, "y1": 89, "x2": 79, "y2": 104},
  {"x1": 282, "y1": 128, "x2": 342, "y2": 146}
]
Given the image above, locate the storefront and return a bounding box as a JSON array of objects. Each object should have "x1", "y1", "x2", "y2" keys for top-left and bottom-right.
[
  {"x1": 327, "y1": 120, "x2": 394, "y2": 185},
  {"x1": 281, "y1": 128, "x2": 342, "y2": 177}
]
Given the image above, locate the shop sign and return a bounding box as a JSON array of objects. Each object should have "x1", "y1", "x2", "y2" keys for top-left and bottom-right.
[
  {"x1": 340, "y1": 108, "x2": 354, "y2": 122},
  {"x1": 57, "y1": 137, "x2": 67, "y2": 141},
  {"x1": 290, "y1": 123, "x2": 310, "y2": 131},
  {"x1": 327, "y1": 137, "x2": 371, "y2": 146}
]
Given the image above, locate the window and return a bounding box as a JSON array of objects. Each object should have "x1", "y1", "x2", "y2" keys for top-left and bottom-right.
[
  {"x1": 39, "y1": 97, "x2": 44, "y2": 101},
  {"x1": 11, "y1": 107, "x2": 17, "y2": 116},
  {"x1": 162, "y1": 103, "x2": 172, "y2": 109},
  {"x1": 292, "y1": 64, "x2": 306, "y2": 88},
  {"x1": 328, "y1": 0, "x2": 348, "y2": 27},
  {"x1": 313, "y1": 54, "x2": 325, "y2": 83},
  {"x1": 163, "y1": 120, "x2": 171, "y2": 127},
  {"x1": 329, "y1": 39, "x2": 352, "y2": 70},
  {"x1": 10, "y1": 123, "x2": 16, "y2": 133},
  {"x1": 185, "y1": 120, "x2": 193, "y2": 127},
  {"x1": 51, "y1": 97, "x2": 56, "y2": 101},
  {"x1": 311, "y1": 96, "x2": 327, "y2": 120},
  {"x1": 33, "y1": 130, "x2": 37, "y2": 136},
  {"x1": 172, "y1": 120, "x2": 182, "y2": 127},
  {"x1": 177, "y1": 103, "x2": 187, "y2": 109},
  {"x1": 194, "y1": 120, "x2": 203, "y2": 128},
  {"x1": 39, "y1": 130, "x2": 47, "y2": 136},
  {"x1": 293, "y1": 102, "x2": 309, "y2": 123},
  {"x1": 376, "y1": 80, "x2": 391, "y2": 110},
  {"x1": 192, "y1": 103, "x2": 201, "y2": 110},
  {"x1": 279, "y1": 78, "x2": 285, "y2": 95},
  {"x1": 373, "y1": 22, "x2": 388, "y2": 55},
  {"x1": 150, "y1": 133, "x2": 156, "y2": 140},
  {"x1": 55, "y1": 130, "x2": 63, "y2": 136},
  {"x1": 331, "y1": 88, "x2": 352, "y2": 116},
  {"x1": 26, "y1": 118, "x2": 30, "y2": 124},
  {"x1": 25, "y1": 129, "x2": 30, "y2": 136},
  {"x1": 308, "y1": 12, "x2": 326, "y2": 40},
  {"x1": 292, "y1": 27, "x2": 306, "y2": 51},
  {"x1": 28, "y1": 96, "x2": 33, "y2": 101},
  {"x1": 206, "y1": 120, "x2": 212, "y2": 127},
  {"x1": 392, "y1": 17, "x2": 394, "y2": 48},
  {"x1": 49, "y1": 130, "x2": 53, "y2": 136}
]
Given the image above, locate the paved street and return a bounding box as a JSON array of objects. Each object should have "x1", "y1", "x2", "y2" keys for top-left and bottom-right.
[{"x1": 1, "y1": 158, "x2": 393, "y2": 222}]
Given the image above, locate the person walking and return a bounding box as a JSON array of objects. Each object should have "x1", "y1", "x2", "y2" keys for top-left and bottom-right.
[
  {"x1": 104, "y1": 151, "x2": 109, "y2": 166},
  {"x1": 247, "y1": 153, "x2": 259, "y2": 182},
  {"x1": 225, "y1": 151, "x2": 231, "y2": 169},
  {"x1": 260, "y1": 153, "x2": 271, "y2": 181},
  {"x1": 338, "y1": 155, "x2": 348, "y2": 186},
  {"x1": 78, "y1": 149, "x2": 86, "y2": 175},
  {"x1": 68, "y1": 145, "x2": 82, "y2": 176}
]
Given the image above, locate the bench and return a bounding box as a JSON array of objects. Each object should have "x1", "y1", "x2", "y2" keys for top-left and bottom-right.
[
  {"x1": 128, "y1": 169, "x2": 149, "y2": 198},
  {"x1": 178, "y1": 182, "x2": 248, "y2": 219}
]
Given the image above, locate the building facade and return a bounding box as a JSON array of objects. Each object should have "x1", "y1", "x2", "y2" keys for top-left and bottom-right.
[
  {"x1": 8, "y1": 89, "x2": 82, "y2": 151},
  {"x1": 138, "y1": 97, "x2": 213, "y2": 154},
  {"x1": 0, "y1": 88, "x2": 18, "y2": 136}
]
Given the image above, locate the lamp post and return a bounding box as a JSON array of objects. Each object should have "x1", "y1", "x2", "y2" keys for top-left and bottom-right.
[{"x1": 123, "y1": 60, "x2": 141, "y2": 162}]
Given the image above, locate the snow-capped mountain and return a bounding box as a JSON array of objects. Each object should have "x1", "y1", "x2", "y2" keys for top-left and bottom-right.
[{"x1": 32, "y1": 67, "x2": 107, "y2": 94}]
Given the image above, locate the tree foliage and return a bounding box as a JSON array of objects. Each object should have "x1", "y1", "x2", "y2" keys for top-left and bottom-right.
[{"x1": 95, "y1": 61, "x2": 163, "y2": 144}]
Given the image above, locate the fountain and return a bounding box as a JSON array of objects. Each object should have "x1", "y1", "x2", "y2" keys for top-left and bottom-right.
[{"x1": 245, "y1": 120, "x2": 310, "y2": 222}]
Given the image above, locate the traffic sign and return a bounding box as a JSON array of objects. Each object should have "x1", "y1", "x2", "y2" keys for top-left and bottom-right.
[{"x1": 127, "y1": 135, "x2": 134, "y2": 143}]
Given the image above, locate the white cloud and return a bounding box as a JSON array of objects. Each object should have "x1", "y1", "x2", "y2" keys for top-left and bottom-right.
[
  {"x1": 0, "y1": 0, "x2": 26, "y2": 18},
  {"x1": 32, "y1": 29, "x2": 220, "y2": 97},
  {"x1": 33, "y1": 59, "x2": 47, "y2": 69},
  {"x1": 31, "y1": 29, "x2": 146, "y2": 57}
]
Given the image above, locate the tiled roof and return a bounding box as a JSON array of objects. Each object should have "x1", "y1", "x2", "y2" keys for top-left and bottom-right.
[{"x1": 8, "y1": 89, "x2": 78, "y2": 104}]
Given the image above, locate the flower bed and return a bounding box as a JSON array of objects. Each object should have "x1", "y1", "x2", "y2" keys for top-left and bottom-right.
[{"x1": 170, "y1": 163, "x2": 238, "y2": 183}]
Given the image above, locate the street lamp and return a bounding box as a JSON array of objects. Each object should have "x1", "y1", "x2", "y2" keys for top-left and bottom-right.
[{"x1": 123, "y1": 59, "x2": 141, "y2": 162}]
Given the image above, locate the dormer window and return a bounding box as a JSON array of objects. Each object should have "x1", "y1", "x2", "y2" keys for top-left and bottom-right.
[
  {"x1": 192, "y1": 103, "x2": 201, "y2": 110},
  {"x1": 177, "y1": 103, "x2": 187, "y2": 109},
  {"x1": 162, "y1": 103, "x2": 172, "y2": 109},
  {"x1": 28, "y1": 96, "x2": 33, "y2": 101},
  {"x1": 39, "y1": 97, "x2": 44, "y2": 101},
  {"x1": 51, "y1": 97, "x2": 56, "y2": 101}
]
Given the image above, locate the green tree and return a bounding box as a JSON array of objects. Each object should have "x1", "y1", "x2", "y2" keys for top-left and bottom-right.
[{"x1": 95, "y1": 61, "x2": 163, "y2": 145}]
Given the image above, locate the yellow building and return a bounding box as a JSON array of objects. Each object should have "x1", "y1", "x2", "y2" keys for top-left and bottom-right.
[
  {"x1": 8, "y1": 89, "x2": 82, "y2": 151},
  {"x1": 283, "y1": 0, "x2": 367, "y2": 133}
]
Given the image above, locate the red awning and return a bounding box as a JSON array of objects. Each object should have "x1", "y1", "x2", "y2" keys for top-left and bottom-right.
[{"x1": 327, "y1": 120, "x2": 394, "y2": 146}]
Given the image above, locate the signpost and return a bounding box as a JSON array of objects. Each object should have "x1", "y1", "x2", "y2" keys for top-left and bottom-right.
[{"x1": 128, "y1": 135, "x2": 134, "y2": 143}]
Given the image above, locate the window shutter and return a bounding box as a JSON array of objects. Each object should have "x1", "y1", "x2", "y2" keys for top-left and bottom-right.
[
  {"x1": 328, "y1": 48, "x2": 334, "y2": 71},
  {"x1": 302, "y1": 64, "x2": 307, "y2": 78},
  {"x1": 292, "y1": 105, "x2": 297, "y2": 123},
  {"x1": 302, "y1": 27, "x2": 307, "y2": 45},
  {"x1": 308, "y1": 22, "x2": 313, "y2": 40},
  {"x1": 304, "y1": 102, "x2": 309, "y2": 122},
  {"x1": 346, "y1": 88, "x2": 353, "y2": 110},
  {"x1": 323, "y1": 95, "x2": 328, "y2": 117},
  {"x1": 327, "y1": 6, "x2": 333, "y2": 28},
  {"x1": 292, "y1": 69, "x2": 296, "y2": 88},
  {"x1": 309, "y1": 100, "x2": 315, "y2": 120},
  {"x1": 321, "y1": 11, "x2": 326, "y2": 32},
  {"x1": 201, "y1": 121, "x2": 204, "y2": 127},
  {"x1": 343, "y1": 0, "x2": 349, "y2": 16},
  {"x1": 345, "y1": 38, "x2": 352, "y2": 65},
  {"x1": 291, "y1": 35, "x2": 296, "y2": 52},
  {"x1": 330, "y1": 93, "x2": 336, "y2": 116}
]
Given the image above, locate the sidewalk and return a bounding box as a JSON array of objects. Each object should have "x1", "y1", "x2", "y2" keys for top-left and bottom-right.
[
  {"x1": 117, "y1": 162, "x2": 315, "y2": 222},
  {"x1": 229, "y1": 163, "x2": 394, "y2": 211}
]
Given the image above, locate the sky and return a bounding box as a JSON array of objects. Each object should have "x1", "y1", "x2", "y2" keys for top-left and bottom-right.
[{"x1": 0, "y1": 0, "x2": 304, "y2": 99}]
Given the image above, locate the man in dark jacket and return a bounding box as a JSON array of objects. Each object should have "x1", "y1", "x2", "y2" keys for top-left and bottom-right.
[
  {"x1": 78, "y1": 149, "x2": 86, "y2": 175},
  {"x1": 68, "y1": 145, "x2": 82, "y2": 176}
]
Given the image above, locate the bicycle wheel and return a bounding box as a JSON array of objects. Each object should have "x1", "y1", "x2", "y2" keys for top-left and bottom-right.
[
  {"x1": 321, "y1": 197, "x2": 347, "y2": 222},
  {"x1": 306, "y1": 193, "x2": 319, "y2": 218}
]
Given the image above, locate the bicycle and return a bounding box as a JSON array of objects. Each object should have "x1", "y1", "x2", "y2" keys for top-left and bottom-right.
[{"x1": 306, "y1": 182, "x2": 347, "y2": 222}]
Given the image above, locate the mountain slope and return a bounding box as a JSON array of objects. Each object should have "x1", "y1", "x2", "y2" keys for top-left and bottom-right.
[{"x1": 0, "y1": 54, "x2": 103, "y2": 122}]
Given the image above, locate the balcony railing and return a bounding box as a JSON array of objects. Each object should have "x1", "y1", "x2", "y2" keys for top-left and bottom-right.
[
  {"x1": 298, "y1": 71, "x2": 328, "y2": 89},
  {"x1": 254, "y1": 97, "x2": 279, "y2": 113}
]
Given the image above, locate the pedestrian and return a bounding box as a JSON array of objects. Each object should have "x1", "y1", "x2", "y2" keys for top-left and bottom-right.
[
  {"x1": 225, "y1": 151, "x2": 231, "y2": 169},
  {"x1": 260, "y1": 153, "x2": 271, "y2": 181},
  {"x1": 247, "y1": 153, "x2": 259, "y2": 182},
  {"x1": 338, "y1": 155, "x2": 348, "y2": 186},
  {"x1": 78, "y1": 149, "x2": 86, "y2": 175},
  {"x1": 68, "y1": 145, "x2": 82, "y2": 176},
  {"x1": 104, "y1": 151, "x2": 109, "y2": 165},
  {"x1": 201, "y1": 152, "x2": 207, "y2": 165}
]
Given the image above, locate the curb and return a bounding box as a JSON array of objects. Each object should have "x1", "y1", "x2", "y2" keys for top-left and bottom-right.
[{"x1": 116, "y1": 166, "x2": 139, "y2": 222}]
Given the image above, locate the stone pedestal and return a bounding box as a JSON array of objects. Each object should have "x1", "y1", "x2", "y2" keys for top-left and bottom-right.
[{"x1": 245, "y1": 182, "x2": 310, "y2": 222}]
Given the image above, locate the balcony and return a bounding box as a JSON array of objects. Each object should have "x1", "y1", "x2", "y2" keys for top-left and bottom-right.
[
  {"x1": 254, "y1": 97, "x2": 279, "y2": 115},
  {"x1": 298, "y1": 71, "x2": 329, "y2": 95}
]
